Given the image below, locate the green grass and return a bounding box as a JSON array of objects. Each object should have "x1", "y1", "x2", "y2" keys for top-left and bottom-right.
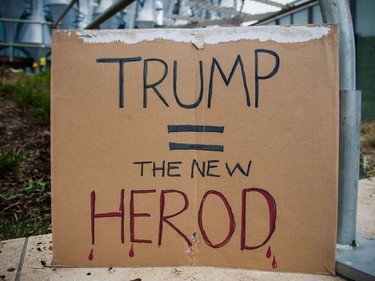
[
  {"x1": 364, "y1": 129, "x2": 375, "y2": 148},
  {"x1": 0, "y1": 180, "x2": 51, "y2": 240},
  {"x1": 0, "y1": 70, "x2": 50, "y2": 125},
  {"x1": 360, "y1": 152, "x2": 374, "y2": 176},
  {"x1": 361, "y1": 122, "x2": 375, "y2": 177},
  {"x1": 1, "y1": 180, "x2": 50, "y2": 202},
  {"x1": 0, "y1": 212, "x2": 51, "y2": 240},
  {"x1": 7, "y1": 124, "x2": 22, "y2": 132},
  {"x1": 0, "y1": 70, "x2": 51, "y2": 240},
  {"x1": 0, "y1": 148, "x2": 26, "y2": 177}
]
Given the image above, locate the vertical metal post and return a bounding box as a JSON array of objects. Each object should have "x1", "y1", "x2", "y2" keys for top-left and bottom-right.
[
  {"x1": 84, "y1": 0, "x2": 135, "y2": 29},
  {"x1": 52, "y1": 0, "x2": 79, "y2": 29},
  {"x1": 42, "y1": 22, "x2": 45, "y2": 46},
  {"x1": 10, "y1": 46, "x2": 14, "y2": 63},
  {"x1": 319, "y1": 0, "x2": 361, "y2": 246}
]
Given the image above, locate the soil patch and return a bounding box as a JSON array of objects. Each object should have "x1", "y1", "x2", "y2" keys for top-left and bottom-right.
[{"x1": 0, "y1": 94, "x2": 51, "y2": 239}]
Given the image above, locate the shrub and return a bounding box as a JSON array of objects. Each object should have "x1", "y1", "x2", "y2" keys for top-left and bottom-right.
[
  {"x1": 0, "y1": 212, "x2": 51, "y2": 240},
  {"x1": 0, "y1": 148, "x2": 26, "y2": 177},
  {"x1": 0, "y1": 71, "x2": 50, "y2": 125}
]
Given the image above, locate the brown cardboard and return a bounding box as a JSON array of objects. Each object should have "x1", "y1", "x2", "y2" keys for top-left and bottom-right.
[{"x1": 51, "y1": 25, "x2": 338, "y2": 274}]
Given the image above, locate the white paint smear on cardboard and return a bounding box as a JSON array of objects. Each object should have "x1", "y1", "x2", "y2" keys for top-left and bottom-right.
[{"x1": 73, "y1": 26, "x2": 332, "y2": 47}]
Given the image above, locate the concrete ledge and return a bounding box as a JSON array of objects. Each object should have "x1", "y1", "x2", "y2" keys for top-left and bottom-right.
[
  {"x1": 336, "y1": 233, "x2": 375, "y2": 281},
  {"x1": 0, "y1": 237, "x2": 25, "y2": 281},
  {"x1": 1, "y1": 233, "x2": 343, "y2": 281}
]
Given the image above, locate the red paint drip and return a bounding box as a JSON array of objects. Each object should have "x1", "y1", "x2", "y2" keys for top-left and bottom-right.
[
  {"x1": 88, "y1": 249, "x2": 94, "y2": 261},
  {"x1": 129, "y1": 244, "x2": 134, "y2": 257},
  {"x1": 272, "y1": 255, "x2": 277, "y2": 268},
  {"x1": 266, "y1": 246, "x2": 272, "y2": 259}
]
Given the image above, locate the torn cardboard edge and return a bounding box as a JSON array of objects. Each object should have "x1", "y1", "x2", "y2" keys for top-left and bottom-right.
[{"x1": 71, "y1": 25, "x2": 332, "y2": 48}]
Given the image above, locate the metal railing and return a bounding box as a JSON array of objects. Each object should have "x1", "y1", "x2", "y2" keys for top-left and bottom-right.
[{"x1": 0, "y1": 18, "x2": 52, "y2": 63}]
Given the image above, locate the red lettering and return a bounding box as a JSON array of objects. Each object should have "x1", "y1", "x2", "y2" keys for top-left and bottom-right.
[
  {"x1": 198, "y1": 190, "x2": 236, "y2": 248},
  {"x1": 241, "y1": 188, "x2": 276, "y2": 250},
  {"x1": 90, "y1": 189, "x2": 125, "y2": 244},
  {"x1": 89, "y1": 186, "x2": 277, "y2": 252},
  {"x1": 130, "y1": 189, "x2": 156, "y2": 243},
  {"x1": 158, "y1": 190, "x2": 191, "y2": 247}
]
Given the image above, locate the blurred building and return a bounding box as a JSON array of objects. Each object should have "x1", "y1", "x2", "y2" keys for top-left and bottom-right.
[
  {"x1": 0, "y1": 0, "x2": 322, "y2": 70},
  {"x1": 0, "y1": 0, "x2": 373, "y2": 119}
]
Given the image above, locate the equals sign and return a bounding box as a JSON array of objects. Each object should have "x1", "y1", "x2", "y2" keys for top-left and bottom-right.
[{"x1": 168, "y1": 125, "x2": 224, "y2": 152}]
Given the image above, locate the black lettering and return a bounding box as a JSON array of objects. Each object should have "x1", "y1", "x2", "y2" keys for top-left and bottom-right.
[
  {"x1": 191, "y1": 159, "x2": 205, "y2": 178},
  {"x1": 167, "y1": 161, "x2": 182, "y2": 177},
  {"x1": 225, "y1": 161, "x2": 252, "y2": 177},
  {"x1": 173, "y1": 60, "x2": 204, "y2": 109},
  {"x1": 96, "y1": 57, "x2": 142, "y2": 108},
  {"x1": 208, "y1": 55, "x2": 250, "y2": 108},
  {"x1": 207, "y1": 160, "x2": 220, "y2": 177},
  {"x1": 133, "y1": 161, "x2": 152, "y2": 176},
  {"x1": 254, "y1": 49, "x2": 280, "y2": 108},
  {"x1": 153, "y1": 161, "x2": 166, "y2": 177},
  {"x1": 143, "y1": 58, "x2": 169, "y2": 108}
]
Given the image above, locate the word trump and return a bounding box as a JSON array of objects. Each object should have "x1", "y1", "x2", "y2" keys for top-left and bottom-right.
[{"x1": 96, "y1": 49, "x2": 280, "y2": 109}]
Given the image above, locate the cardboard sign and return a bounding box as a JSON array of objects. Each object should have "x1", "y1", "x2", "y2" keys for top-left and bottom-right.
[{"x1": 51, "y1": 25, "x2": 338, "y2": 274}]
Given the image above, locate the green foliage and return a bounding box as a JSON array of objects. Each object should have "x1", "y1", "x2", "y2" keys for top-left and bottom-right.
[
  {"x1": 0, "y1": 148, "x2": 26, "y2": 177},
  {"x1": 0, "y1": 69, "x2": 51, "y2": 239},
  {"x1": 360, "y1": 152, "x2": 372, "y2": 174},
  {"x1": 0, "y1": 180, "x2": 51, "y2": 239},
  {"x1": 23, "y1": 179, "x2": 50, "y2": 200},
  {"x1": 8, "y1": 124, "x2": 22, "y2": 132},
  {"x1": 1, "y1": 180, "x2": 50, "y2": 202},
  {"x1": 0, "y1": 71, "x2": 50, "y2": 125},
  {"x1": 0, "y1": 212, "x2": 51, "y2": 240},
  {"x1": 360, "y1": 122, "x2": 375, "y2": 177},
  {"x1": 364, "y1": 128, "x2": 375, "y2": 148},
  {"x1": 29, "y1": 94, "x2": 50, "y2": 125}
]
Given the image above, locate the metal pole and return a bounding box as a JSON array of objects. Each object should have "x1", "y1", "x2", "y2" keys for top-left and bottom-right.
[
  {"x1": 0, "y1": 42, "x2": 52, "y2": 48},
  {"x1": 84, "y1": 0, "x2": 135, "y2": 29},
  {"x1": 0, "y1": 18, "x2": 53, "y2": 25},
  {"x1": 52, "y1": 0, "x2": 79, "y2": 29},
  {"x1": 10, "y1": 46, "x2": 13, "y2": 63},
  {"x1": 319, "y1": 0, "x2": 361, "y2": 246}
]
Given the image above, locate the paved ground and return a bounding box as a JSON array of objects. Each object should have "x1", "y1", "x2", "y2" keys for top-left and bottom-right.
[
  {"x1": 356, "y1": 177, "x2": 375, "y2": 238},
  {"x1": 1, "y1": 177, "x2": 374, "y2": 281}
]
